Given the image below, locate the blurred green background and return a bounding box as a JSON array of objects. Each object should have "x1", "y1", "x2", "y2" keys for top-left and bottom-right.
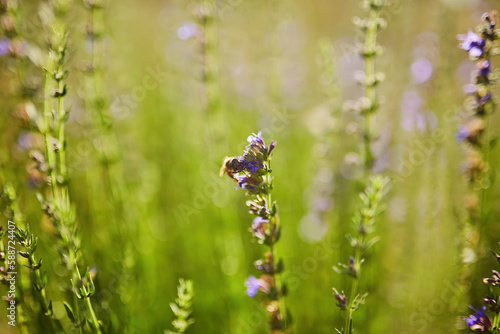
[{"x1": 2, "y1": 0, "x2": 500, "y2": 333}]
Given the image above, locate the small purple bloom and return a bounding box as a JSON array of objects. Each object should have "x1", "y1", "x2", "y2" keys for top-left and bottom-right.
[
  {"x1": 0, "y1": 38, "x2": 9, "y2": 56},
  {"x1": 456, "y1": 125, "x2": 469, "y2": 143},
  {"x1": 177, "y1": 22, "x2": 198, "y2": 40},
  {"x1": 242, "y1": 154, "x2": 264, "y2": 173},
  {"x1": 251, "y1": 217, "x2": 268, "y2": 240},
  {"x1": 252, "y1": 216, "x2": 267, "y2": 226},
  {"x1": 244, "y1": 275, "x2": 260, "y2": 297},
  {"x1": 411, "y1": 57, "x2": 433, "y2": 84},
  {"x1": 463, "y1": 305, "x2": 492, "y2": 331},
  {"x1": 458, "y1": 30, "x2": 485, "y2": 57},
  {"x1": 235, "y1": 175, "x2": 260, "y2": 192},
  {"x1": 479, "y1": 92, "x2": 491, "y2": 106},
  {"x1": 247, "y1": 131, "x2": 264, "y2": 145},
  {"x1": 463, "y1": 84, "x2": 477, "y2": 95},
  {"x1": 479, "y1": 60, "x2": 491, "y2": 76}
]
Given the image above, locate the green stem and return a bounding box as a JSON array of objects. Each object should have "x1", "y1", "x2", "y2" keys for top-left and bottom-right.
[
  {"x1": 362, "y1": 4, "x2": 382, "y2": 171},
  {"x1": 85, "y1": 296, "x2": 101, "y2": 334},
  {"x1": 42, "y1": 71, "x2": 58, "y2": 200},
  {"x1": 266, "y1": 175, "x2": 287, "y2": 331},
  {"x1": 344, "y1": 278, "x2": 359, "y2": 334}
]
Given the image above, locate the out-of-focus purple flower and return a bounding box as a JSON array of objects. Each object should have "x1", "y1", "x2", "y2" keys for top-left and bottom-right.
[
  {"x1": 400, "y1": 91, "x2": 422, "y2": 114},
  {"x1": 463, "y1": 305, "x2": 492, "y2": 331},
  {"x1": 456, "y1": 125, "x2": 470, "y2": 143},
  {"x1": 0, "y1": 38, "x2": 9, "y2": 56},
  {"x1": 458, "y1": 60, "x2": 477, "y2": 84},
  {"x1": 478, "y1": 92, "x2": 491, "y2": 106},
  {"x1": 478, "y1": 59, "x2": 491, "y2": 76},
  {"x1": 244, "y1": 275, "x2": 261, "y2": 297},
  {"x1": 16, "y1": 132, "x2": 35, "y2": 151},
  {"x1": 177, "y1": 22, "x2": 198, "y2": 40},
  {"x1": 463, "y1": 84, "x2": 477, "y2": 95},
  {"x1": 251, "y1": 217, "x2": 268, "y2": 240},
  {"x1": 457, "y1": 30, "x2": 485, "y2": 57},
  {"x1": 411, "y1": 57, "x2": 433, "y2": 84},
  {"x1": 400, "y1": 91, "x2": 424, "y2": 132}
]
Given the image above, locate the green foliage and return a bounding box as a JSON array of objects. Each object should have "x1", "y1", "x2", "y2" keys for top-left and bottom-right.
[
  {"x1": 0, "y1": 0, "x2": 499, "y2": 333},
  {"x1": 166, "y1": 279, "x2": 195, "y2": 334}
]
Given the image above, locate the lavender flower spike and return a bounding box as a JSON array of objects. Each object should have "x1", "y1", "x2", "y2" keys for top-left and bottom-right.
[{"x1": 221, "y1": 131, "x2": 289, "y2": 331}]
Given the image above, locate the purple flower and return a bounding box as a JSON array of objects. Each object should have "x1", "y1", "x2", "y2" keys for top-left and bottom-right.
[
  {"x1": 479, "y1": 59, "x2": 491, "y2": 76},
  {"x1": 177, "y1": 22, "x2": 198, "y2": 40},
  {"x1": 456, "y1": 125, "x2": 470, "y2": 143},
  {"x1": 458, "y1": 30, "x2": 485, "y2": 57},
  {"x1": 251, "y1": 217, "x2": 268, "y2": 240},
  {"x1": 411, "y1": 57, "x2": 433, "y2": 84},
  {"x1": 478, "y1": 92, "x2": 491, "y2": 106},
  {"x1": 244, "y1": 275, "x2": 261, "y2": 297},
  {"x1": 225, "y1": 131, "x2": 276, "y2": 194},
  {"x1": 235, "y1": 175, "x2": 261, "y2": 193},
  {"x1": 0, "y1": 38, "x2": 9, "y2": 56},
  {"x1": 241, "y1": 152, "x2": 264, "y2": 173},
  {"x1": 247, "y1": 131, "x2": 264, "y2": 145},
  {"x1": 463, "y1": 305, "x2": 492, "y2": 331}
]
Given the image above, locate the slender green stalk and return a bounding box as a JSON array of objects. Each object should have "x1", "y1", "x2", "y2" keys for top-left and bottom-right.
[
  {"x1": 353, "y1": 0, "x2": 388, "y2": 172},
  {"x1": 2, "y1": 185, "x2": 55, "y2": 333},
  {"x1": 200, "y1": 0, "x2": 220, "y2": 116},
  {"x1": 35, "y1": 1, "x2": 103, "y2": 332},
  {"x1": 265, "y1": 185, "x2": 288, "y2": 330},
  {"x1": 333, "y1": 176, "x2": 389, "y2": 334}
]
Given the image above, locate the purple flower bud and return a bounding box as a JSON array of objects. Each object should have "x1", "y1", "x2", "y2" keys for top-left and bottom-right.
[
  {"x1": 493, "y1": 252, "x2": 500, "y2": 265},
  {"x1": 333, "y1": 289, "x2": 347, "y2": 310},
  {"x1": 478, "y1": 59, "x2": 491, "y2": 76},
  {"x1": 268, "y1": 141, "x2": 276, "y2": 156}
]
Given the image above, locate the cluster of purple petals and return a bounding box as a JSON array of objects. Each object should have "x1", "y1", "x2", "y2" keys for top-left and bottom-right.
[
  {"x1": 458, "y1": 30, "x2": 486, "y2": 58},
  {"x1": 234, "y1": 132, "x2": 276, "y2": 192},
  {"x1": 463, "y1": 306, "x2": 492, "y2": 331}
]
